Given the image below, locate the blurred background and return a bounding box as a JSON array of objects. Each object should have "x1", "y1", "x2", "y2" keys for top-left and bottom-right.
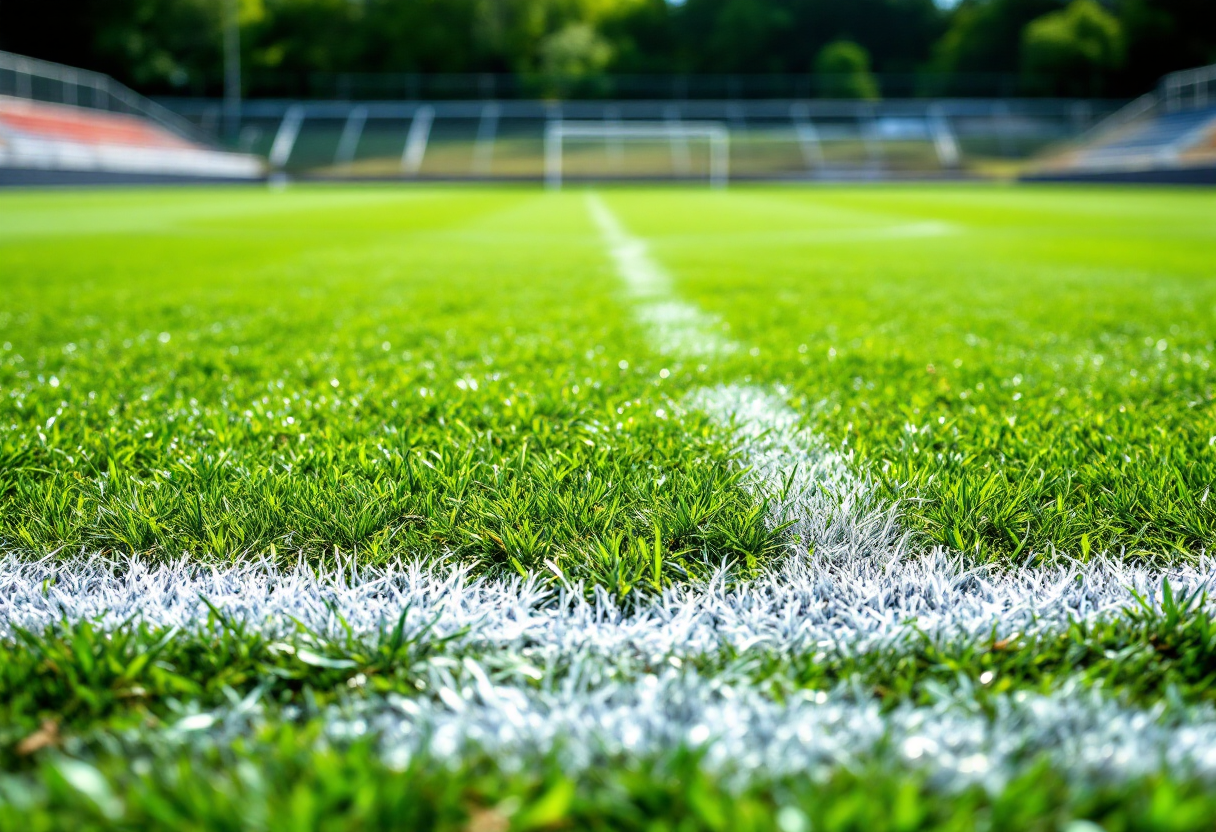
[{"x1": 0, "y1": 0, "x2": 1213, "y2": 183}]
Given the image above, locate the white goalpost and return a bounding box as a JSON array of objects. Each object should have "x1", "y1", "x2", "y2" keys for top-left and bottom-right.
[{"x1": 545, "y1": 120, "x2": 730, "y2": 189}]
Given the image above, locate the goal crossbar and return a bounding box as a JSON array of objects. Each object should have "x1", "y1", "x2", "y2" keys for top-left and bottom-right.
[{"x1": 545, "y1": 120, "x2": 729, "y2": 189}]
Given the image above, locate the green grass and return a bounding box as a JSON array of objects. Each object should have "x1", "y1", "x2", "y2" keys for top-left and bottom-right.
[
  {"x1": 0, "y1": 187, "x2": 779, "y2": 583},
  {"x1": 14, "y1": 729, "x2": 1216, "y2": 832},
  {"x1": 609, "y1": 186, "x2": 1216, "y2": 560},
  {"x1": 4, "y1": 183, "x2": 1216, "y2": 829},
  {"x1": 7, "y1": 736, "x2": 1216, "y2": 832},
  {"x1": 3, "y1": 185, "x2": 1214, "y2": 567}
]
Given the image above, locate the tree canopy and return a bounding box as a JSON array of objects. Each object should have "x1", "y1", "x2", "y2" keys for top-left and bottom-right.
[{"x1": 0, "y1": 0, "x2": 1212, "y2": 97}]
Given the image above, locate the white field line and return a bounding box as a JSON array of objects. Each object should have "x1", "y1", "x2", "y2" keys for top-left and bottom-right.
[
  {"x1": 3, "y1": 553, "x2": 1210, "y2": 662},
  {"x1": 96, "y1": 635, "x2": 1216, "y2": 792},
  {"x1": 8, "y1": 381, "x2": 1211, "y2": 785},
  {"x1": 586, "y1": 196, "x2": 903, "y2": 560},
  {"x1": 0, "y1": 383, "x2": 1204, "y2": 653},
  {"x1": 5, "y1": 541, "x2": 1215, "y2": 788},
  {"x1": 323, "y1": 678, "x2": 1216, "y2": 790},
  {"x1": 683, "y1": 383, "x2": 904, "y2": 563},
  {"x1": 586, "y1": 193, "x2": 737, "y2": 357},
  {"x1": 584, "y1": 194, "x2": 668, "y2": 299},
  {"x1": 4, "y1": 439, "x2": 1215, "y2": 790},
  {"x1": 572, "y1": 197, "x2": 1216, "y2": 784}
]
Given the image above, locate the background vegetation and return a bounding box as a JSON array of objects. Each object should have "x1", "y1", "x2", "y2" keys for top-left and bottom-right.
[{"x1": 0, "y1": 0, "x2": 1214, "y2": 99}]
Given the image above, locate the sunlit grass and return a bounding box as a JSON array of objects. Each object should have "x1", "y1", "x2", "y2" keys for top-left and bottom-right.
[
  {"x1": 8, "y1": 732, "x2": 1216, "y2": 832},
  {"x1": 4, "y1": 183, "x2": 1216, "y2": 829},
  {"x1": 5, "y1": 186, "x2": 1216, "y2": 568},
  {"x1": 0, "y1": 187, "x2": 781, "y2": 582},
  {"x1": 606, "y1": 185, "x2": 1216, "y2": 560}
]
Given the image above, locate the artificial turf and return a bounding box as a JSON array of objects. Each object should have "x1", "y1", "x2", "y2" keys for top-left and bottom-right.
[{"x1": 3, "y1": 183, "x2": 1216, "y2": 829}]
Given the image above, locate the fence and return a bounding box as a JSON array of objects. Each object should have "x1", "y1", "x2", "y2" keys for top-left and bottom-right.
[
  {"x1": 161, "y1": 97, "x2": 1116, "y2": 181},
  {"x1": 1075, "y1": 62, "x2": 1216, "y2": 142},
  {"x1": 0, "y1": 50, "x2": 214, "y2": 146},
  {"x1": 1163, "y1": 64, "x2": 1216, "y2": 113}
]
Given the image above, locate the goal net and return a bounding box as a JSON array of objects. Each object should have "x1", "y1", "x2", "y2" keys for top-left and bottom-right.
[{"x1": 545, "y1": 120, "x2": 729, "y2": 189}]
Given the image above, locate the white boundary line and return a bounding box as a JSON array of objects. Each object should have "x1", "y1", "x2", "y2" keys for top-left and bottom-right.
[
  {"x1": 5, "y1": 537, "x2": 1213, "y2": 789},
  {"x1": 336, "y1": 676, "x2": 1216, "y2": 790},
  {"x1": 125, "y1": 670, "x2": 1216, "y2": 793},
  {"x1": 2, "y1": 552, "x2": 1211, "y2": 656}
]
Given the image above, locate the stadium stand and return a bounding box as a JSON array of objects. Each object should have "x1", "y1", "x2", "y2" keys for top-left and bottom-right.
[
  {"x1": 1025, "y1": 63, "x2": 1216, "y2": 184},
  {"x1": 164, "y1": 97, "x2": 1114, "y2": 182},
  {"x1": 0, "y1": 51, "x2": 262, "y2": 185}
]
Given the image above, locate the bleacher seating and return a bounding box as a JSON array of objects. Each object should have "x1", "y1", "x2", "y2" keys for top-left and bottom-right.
[
  {"x1": 1073, "y1": 106, "x2": 1216, "y2": 169},
  {"x1": 1024, "y1": 61, "x2": 1216, "y2": 183},
  {"x1": 0, "y1": 96, "x2": 262, "y2": 182}
]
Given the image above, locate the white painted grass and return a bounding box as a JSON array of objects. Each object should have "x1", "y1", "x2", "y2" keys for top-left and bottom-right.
[
  {"x1": 585, "y1": 194, "x2": 669, "y2": 299},
  {"x1": 684, "y1": 383, "x2": 901, "y2": 561},
  {"x1": 587, "y1": 194, "x2": 899, "y2": 562},
  {"x1": 4, "y1": 398, "x2": 1215, "y2": 790},
  {"x1": 2, "y1": 552, "x2": 1210, "y2": 671},
  {"x1": 337, "y1": 675, "x2": 1216, "y2": 791},
  {"x1": 5, "y1": 537, "x2": 1215, "y2": 789},
  {"x1": 1, "y1": 391, "x2": 1208, "y2": 654},
  {"x1": 113, "y1": 642, "x2": 1216, "y2": 794}
]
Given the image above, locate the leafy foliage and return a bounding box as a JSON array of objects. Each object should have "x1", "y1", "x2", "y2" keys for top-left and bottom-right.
[
  {"x1": 813, "y1": 40, "x2": 881, "y2": 100},
  {"x1": 1021, "y1": 0, "x2": 1126, "y2": 96},
  {"x1": 3, "y1": 0, "x2": 1212, "y2": 98}
]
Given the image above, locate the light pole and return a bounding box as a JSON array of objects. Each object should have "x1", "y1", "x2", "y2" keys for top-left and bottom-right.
[{"x1": 223, "y1": 0, "x2": 241, "y2": 142}]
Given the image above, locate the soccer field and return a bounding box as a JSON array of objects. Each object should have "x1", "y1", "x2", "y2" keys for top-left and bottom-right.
[{"x1": 3, "y1": 184, "x2": 1216, "y2": 828}]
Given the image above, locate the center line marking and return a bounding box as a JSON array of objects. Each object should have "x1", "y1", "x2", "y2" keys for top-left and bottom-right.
[{"x1": 587, "y1": 193, "x2": 736, "y2": 357}]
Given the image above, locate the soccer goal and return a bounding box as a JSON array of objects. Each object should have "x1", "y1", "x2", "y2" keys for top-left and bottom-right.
[{"x1": 545, "y1": 120, "x2": 730, "y2": 189}]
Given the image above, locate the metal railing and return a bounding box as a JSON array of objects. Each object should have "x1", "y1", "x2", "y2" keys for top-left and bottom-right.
[
  {"x1": 1043, "y1": 61, "x2": 1215, "y2": 163},
  {"x1": 1082, "y1": 61, "x2": 1216, "y2": 137},
  {"x1": 1163, "y1": 63, "x2": 1216, "y2": 113},
  {"x1": 1025, "y1": 62, "x2": 1216, "y2": 176},
  {"x1": 157, "y1": 97, "x2": 1115, "y2": 180},
  {"x1": 1070, "y1": 92, "x2": 1158, "y2": 147},
  {"x1": 0, "y1": 50, "x2": 214, "y2": 146}
]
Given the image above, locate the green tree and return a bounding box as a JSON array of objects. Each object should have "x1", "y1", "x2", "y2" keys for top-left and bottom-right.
[
  {"x1": 929, "y1": 0, "x2": 1059, "y2": 93},
  {"x1": 244, "y1": 0, "x2": 364, "y2": 92},
  {"x1": 541, "y1": 23, "x2": 613, "y2": 76},
  {"x1": 352, "y1": 0, "x2": 484, "y2": 74},
  {"x1": 664, "y1": 0, "x2": 943, "y2": 76},
  {"x1": 1116, "y1": 0, "x2": 1216, "y2": 94},
  {"x1": 1021, "y1": 0, "x2": 1125, "y2": 95},
  {"x1": 2, "y1": 0, "x2": 1213, "y2": 100},
  {"x1": 0, "y1": 0, "x2": 225, "y2": 94},
  {"x1": 814, "y1": 40, "x2": 880, "y2": 99}
]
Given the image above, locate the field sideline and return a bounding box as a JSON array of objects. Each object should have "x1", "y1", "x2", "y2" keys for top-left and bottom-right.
[{"x1": 3, "y1": 184, "x2": 1216, "y2": 828}]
